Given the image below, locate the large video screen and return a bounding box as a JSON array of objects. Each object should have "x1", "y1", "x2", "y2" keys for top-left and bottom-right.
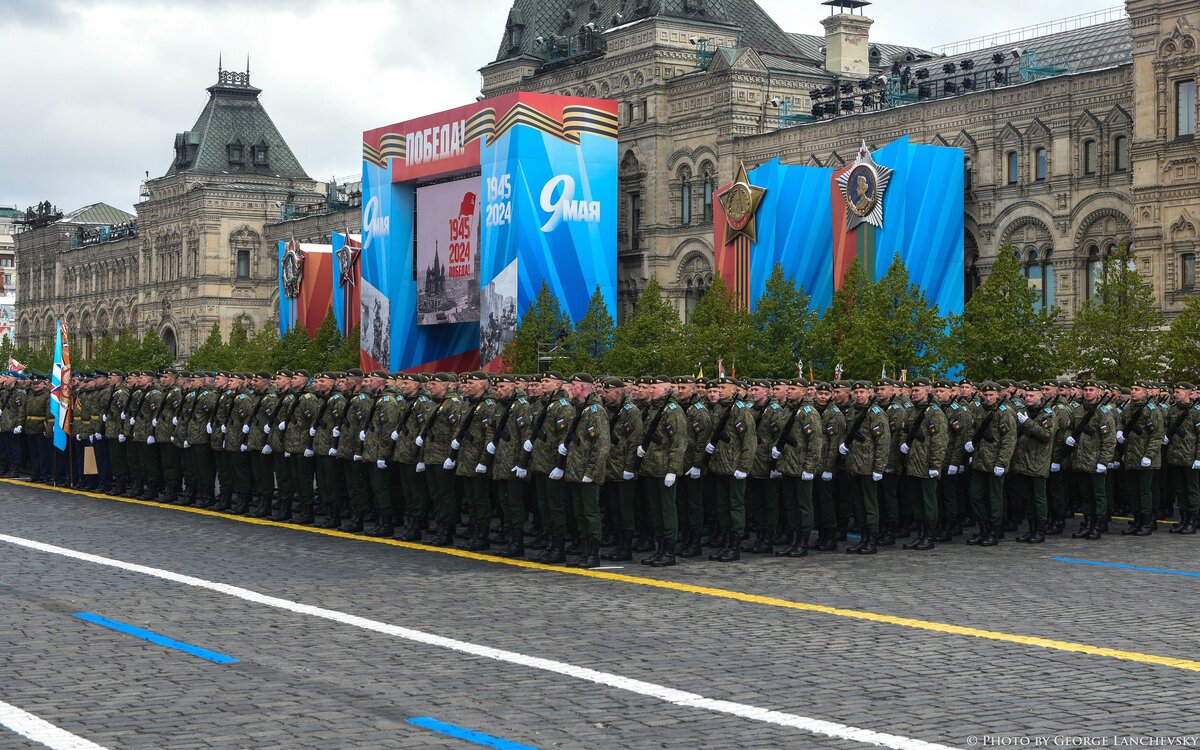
[{"x1": 415, "y1": 178, "x2": 480, "y2": 325}]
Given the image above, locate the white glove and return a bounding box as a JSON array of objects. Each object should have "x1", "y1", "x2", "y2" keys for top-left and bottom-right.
[
  {"x1": 705, "y1": 443, "x2": 716, "y2": 454},
  {"x1": 1141, "y1": 456, "x2": 1152, "y2": 468},
  {"x1": 947, "y1": 464, "x2": 959, "y2": 475},
  {"x1": 147, "y1": 435, "x2": 156, "y2": 445},
  {"x1": 443, "y1": 458, "x2": 456, "y2": 470},
  {"x1": 241, "y1": 424, "x2": 250, "y2": 434},
  {"x1": 101, "y1": 414, "x2": 106, "y2": 422},
  {"x1": 733, "y1": 470, "x2": 747, "y2": 480},
  {"x1": 451, "y1": 439, "x2": 461, "y2": 451},
  {"x1": 75, "y1": 434, "x2": 83, "y2": 442},
  {"x1": 171, "y1": 416, "x2": 178, "y2": 426},
  {"x1": 636, "y1": 445, "x2": 646, "y2": 458},
  {"x1": 1163, "y1": 436, "x2": 1170, "y2": 446},
  {"x1": 377, "y1": 459, "x2": 388, "y2": 469},
  {"x1": 514, "y1": 466, "x2": 528, "y2": 479},
  {"x1": 687, "y1": 466, "x2": 701, "y2": 479},
  {"x1": 152, "y1": 418, "x2": 158, "y2": 428},
  {"x1": 801, "y1": 471, "x2": 814, "y2": 481},
  {"x1": 391, "y1": 431, "x2": 400, "y2": 441},
  {"x1": 929, "y1": 469, "x2": 940, "y2": 479},
  {"x1": 1065, "y1": 436, "x2": 1076, "y2": 448},
  {"x1": 475, "y1": 463, "x2": 488, "y2": 474},
  {"x1": 262, "y1": 424, "x2": 270, "y2": 434},
  {"x1": 899, "y1": 443, "x2": 910, "y2": 454},
  {"x1": 523, "y1": 439, "x2": 534, "y2": 453},
  {"x1": 240, "y1": 444, "x2": 248, "y2": 452},
  {"x1": 838, "y1": 443, "x2": 848, "y2": 456},
  {"x1": 221, "y1": 424, "x2": 227, "y2": 434},
  {"x1": 964, "y1": 441, "x2": 975, "y2": 453},
  {"x1": 770, "y1": 446, "x2": 781, "y2": 460},
  {"x1": 1109, "y1": 461, "x2": 1120, "y2": 470},
  {"x1": 117, "y1": 433, "x2": 125, "y2": 442},
  {"x1": 333, "y1": 427, "x2": 341, "y2": 438},
  {"x1": 94, "y1": 433, "x2": 103, "y2": 441},
  {"x1": 1050, "y1": 462, "x2": 1061, "y2": 473},
  {"x1": 769, "y1": 470, "x2": 782, "y2": 479},
  {"x1": 1192, "y1": 460, "x2": 1200, "y2": 471},
  {"x1": 120, "y1": 411, "x2": 126, "y2": 420},
  {"x1": 278, "y1": 421, "x2": 286, "y2": 431},
  {"x1": 310, "y1": 427, "x2": 318, "y2": 437},
  {"x1": 129, "y1": 418, "x2": 135, "y2": 425},
  {"x1": 549, "y1": 467, "x2": 564, "y2": 480},
  {"x1": 821, "y1": 471, "x2": 833, "y2": 481},
  {"x1": 993, "y1": 466, "x2": 1004, "y2": 477},
  {"x1": 486, "y1": 442, "x2": 496, "y2": 455},
  {"x1": 414, "y1": 434, "x2": 423, "y2": 447},
  {"x1": 1016, "y1": 412, "x2": 1028, "y2": 425},
  {"x1": 623, "y1": 471, "x2": 635, "y2": 480},
  {"x1": 261, "y1": 444, "x2": 272, "y2": 455},
  {"x1": 304, "y1": 449, "x2": 314, "y2": 458},
  {"x1": 416, "y1": 461, "x2": 426, "y2": 472},
  {"x1": 358, "y1": 430, "x2": 366, "y2": 442},
  {"x1": 327, "y1": 448, "x2": 337, "y2": 456},
  {"x1": 1096, "y1": 463, "x2": 1106, "y2": 474},
  {"x1": 583, "y1": 474, "x2": 594, "y2": 484},
  {"x1": 182, "y1": 440, "x2": 189, "y2": 448},
  {"x1": 1116, "y1": 430, "x2": 1125, "y2": 444},
  {"x1": 206, "y1": 423, "x2": 213, "y2": 434},
  {"x1": 557, "y1": 443, "x2": 567, "y2": 456},
  {"x1": 663, "y1": 473, "x2": 675, "y2": 487},
  {"x1": 871, "y1": 472, "x2": 883, "y2": 482},
  {"x1": 352, "y1": 454, "x2": 362, "y2": 462}
]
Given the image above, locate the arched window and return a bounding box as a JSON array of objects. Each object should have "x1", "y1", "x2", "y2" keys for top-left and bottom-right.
[
  {"x1": 1034, "y1": 148, "x2": 1047, "y2": 181},
  {"x1": 680, "y1": 173, "x2": 691, "y2": 226},
  {"x1": 701, "y1": 163, "x2": 716, "y2": 224},
  {"x1": 1025, "y1": 249, "x2": 1043, "y2": 310},
  {"x1": 964, "y1": 157, "x2": 974, "y2": 191},
  {"x1": 1006, "y1": 151, "x2": 1018, "y2": 184},
  {"x1": 1087, "y1": 245, "x2": 1103, "y2": 300},
  {"x1": 1083, "y1": 140, "x2": 1098, "y2": 175},
  {"x1": 1114, "y1": 136, "x2": 1129, "y2": 172},
  {"x1": 1182, "y1": 253, "x2": 1196, "y2": 290}
]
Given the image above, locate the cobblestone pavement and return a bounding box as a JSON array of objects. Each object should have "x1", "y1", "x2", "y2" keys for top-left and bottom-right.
[{"x1": 1, "y1": 481, "x2": 1199, "y2": 750}]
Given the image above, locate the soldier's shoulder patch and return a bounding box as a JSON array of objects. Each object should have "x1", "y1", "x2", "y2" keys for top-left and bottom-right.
[
  {"x1": 357, "y1": 393, "x2": 368, "y2": 400},
  {"x1": 1193, "y1": 403, "x2": 1200, "y2": 411},
  {"x1": 418, "y1": 395, "x2": 430, "y2": 402},
  {"x1": 485, "y1": 398, "x2": 495, "y2": 406},
  {"x1": 667, "y1": 402, "x2": 678, "y2": 410},
  {"x1": 803, "y1": 405, "x2": 812, "y2": 413},
  {"x1": 770, "y1": 402, "x2": 781, "y2": 410},
  {"x1": 559, "y1": 398, "x2": 570, "y2": 407},
  {"x1": 999, "y1": 404, "x2": 1008, "y2": 411},
  {"x1": 888, "y1": 402, "x2": 902, "y2": 410},
  {"x1": 1043, "y1": 406, "x2": 1054, "y2": 414},
  {"x1": 590, "y1": 403, "x2": 599, "y2": 412},
  {"x1": 623, "y1": 402, "x2": 634, "y2": 410},
  {"x1": 832, "y1": 405, "x2": 843, "y2": 414},
  {"x1": 517, "y1": 396, "x2": 527, "y2": 404},
  {"x1": 870, "y1": 405, "x2": 882, "y2": 414}
]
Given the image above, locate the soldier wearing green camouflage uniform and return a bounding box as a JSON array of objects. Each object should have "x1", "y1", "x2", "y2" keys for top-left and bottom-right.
[
  {"x1": 394, "y1": 374, "x2": 434, "y2": 540},
  {"x1": 840, "y1": 381, "x2": 889, "y2": 554},
  {"x1": 898, "y1": 378, "x2": 948, "y2": 551},
  {"x1": 417, "y1": 373, "x2": 465, "y2": 546},
  {"x1": 527, "y1": 372, "x2": 575, "y2": 564},
  {"x1": 562, "y1": 374, "x2": 610, "y2": 568},
  {"x1": 336, "y1": 370, "x2": 373, "y2": 532},
  {"x1": 705, "y1": 377, "x2": 756, "y2": 562},
  {"x1": 184, "y1": 374, "x2": 218, "y2": 508},
  {"x1": 490, "y1": 375, "x2": 531, "y2": 557},
  {"x1": 812, "y1": 382, "x2": 845, "y2": 551},
  {"x1": 775, "y1": 379, "x2": 822, "y2": 557},
  {"x1": 598, "y1": 377, "x2": 641, "y2": 562},
  {"x1": 360, "y1": 370, "x2": 400, "y2": 535},
  {"x1": 227, "y1": 374, "x2": 259, "y2": 514},
  {"x1": 0, "y1": 375, "x2": 28, "y2": 478},
  {"x1": 675, "y1": 377, "x2": 712, "y2": 558},
  {"x1": 965, "y1": 381, "x2": 1016, "y2": 546},
  {"x1": 451, "y1": 372, "x2": 503, "y2": 551},
  {"x1": 743, "y1": 379, "x2": 786, "y2": 555},
  {"x1": 1066, "y1": 379, "x2": 1117, "y2": 539},
  {"x1": 281, "y1": 371, "x2": 321, "y2": 525},
  {"x1": 634, "y1": 375, "x2": 686, "y2": 567},
  {"x1": 133, "y1": 373, "x2": 164, "y2": 501},
  {"x1": 1165, "y1": 383, "x2": 1200, "y2": 534},
  {"x1": 309, "y1": 373, "x2": 347, "y2": 528},
  {"x1": 245, "y1": 373, "x2": 279, "y2": 517},
  {"x1": 1117, "y1": 380, "x2": 1165, "y2": 535},
  {"x1": 1010, "y1": 384, "x2": 1055, "y2": 543}
]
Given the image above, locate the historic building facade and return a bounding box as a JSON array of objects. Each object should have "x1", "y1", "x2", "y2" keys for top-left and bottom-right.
[
  {"x1": 15, "y1": 66, "x2": 324, "y2": 358},
  {"x1": 483, "y1": 0, "x2": 1199, "y2": 323}
]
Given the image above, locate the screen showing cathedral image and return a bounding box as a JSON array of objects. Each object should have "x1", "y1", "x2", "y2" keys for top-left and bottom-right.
[{"x1": 415, "y1": 178, "x2": 481, "y2": 326}]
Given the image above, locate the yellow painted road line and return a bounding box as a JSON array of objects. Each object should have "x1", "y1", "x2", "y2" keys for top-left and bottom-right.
[{"x1": 6, "y1": 477, "x2": 1199, "y2": 674}]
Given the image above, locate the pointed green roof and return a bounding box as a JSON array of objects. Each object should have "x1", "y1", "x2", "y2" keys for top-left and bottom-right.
[
  {"x1": 59, "y1": 203, "x2": 135, "y2": 226},
  {"x1": 165, "y1": 67, "x2": 309, "y2": 180}
]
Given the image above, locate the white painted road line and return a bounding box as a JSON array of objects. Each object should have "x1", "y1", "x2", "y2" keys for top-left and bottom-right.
[
  {"x1": 0, "y1": 699, "x2": 109, "y2": 750},
  {"x1": 0, "y1": 532, "x2": 955, "y2": 750}
]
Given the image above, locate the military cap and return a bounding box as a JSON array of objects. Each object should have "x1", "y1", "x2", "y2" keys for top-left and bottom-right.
[
  {"x1": 410, "y1": 373, "x2": 430, "y2": 383},
  {"x1": 1132, "y1": 379, "x2": 1152, "y2": 389},
  {"x1": 833, "y1": 379, "x2": 852, "y2": 389},
  {"x1": 109, "y1": 370, "x2": 125, "y2": 377},
  {"x1": 958, "y1": 378, "x2": 975, "y2": 387},
  {"x1": 1080, "y1": 379, "x2": 1101, "y2": 388},
  {"x1": 646, "y1": 375, "x2": 671, "y2": 384},
  {"x1": 363, "y1": 369, "x2": 385, "y2": 378},
  {"x1": 253, "y1": 370, "x2": 270, "y2": 379},
  {"x1": 674, "y1": 375, "x2": 695, "y2": 385},
  {"x1": 1024, "y1": 382, "x2": 1043, "y2": 392},
  {"x1": 346, "y1": 368, "x2": 363, "y2": 377},
  {"x1": 570, "y1": 372, "x2": 594, "y2": 384},
  {"x1": 601, "y1": 376, "x2": 625, "y2": 389},
  {"x1": 462, "y1": 370, "x2": 489, "y2": 381},
  {"x1": 541, "y1": 370, "x2": 566, "y2": 381},
  {"x1": 977, "y1": 381, "x2": 1000, "y2": 392},
  {"x1": 851, "y1": 380, "x2": 872, "y2": 390},
  {"x1": 910, "y1": 377, "x2": 933, "y2": 387},
  {"x1": 1175, "y1": 382, "x2": 1196, "y2": 390},
  {"x1": 276, "y1": 370, "x2": 293, "y2": 378},
  {"x1": 793, "y1": 378, "x2": 810, "y2": 388},
  {"x1": 703, "y1": 378, "x2": 721, "y2": 388},
  {"x1": 1120, "y1": 386, "x2": 1132, "y2": 395},
  {"x1": 814, "y1": 381, "x2": 833, "y2": 392},
  {"x1": 430, "y1": 372, "x2": 456, "y2": 382},
  {"x1": 635, "y1": 376, "x2": 654, "y2": 385},
  {"x1": 292, "y1": 369, "x2": 309, "y2": 378},
  {"x1": 712, "y1": 376, "x2": 737, "y2": 386},
  {"x1": 746, "y1": 378, "x2": 770, "y2": 388}
]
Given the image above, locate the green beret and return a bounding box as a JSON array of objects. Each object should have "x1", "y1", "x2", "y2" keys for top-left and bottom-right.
[
  {"x1": 255, "y1": 370, "x2": 271, "y2": 379},
  {"x1": 367, "y1": 369, "x2": 388, "y2": 378},
  {"x1": 346, "y1": 368, "x2": 363, "y2": 377},
  {"x1": 430, "y1": 372, "x2": 456, "y2": 382},
  {"x1": 910, "y1": 377, "x2": 932, "y2": 386},
  {"x1": 1175, "y1": 382, "x2": 1196, "y2": 390},
  {"x1": 602, "y1": 377, "x2": 625, "y2": 389},
  {"x1": 814, "y1": 381, "x2": 832, "y2": 392},
  {"x1": 463, "y1": 370, "x2": 489, "y2": 381},
  {"x1": 541, "y1": 371, "x2": 566, "y2": 381},
  {"x1": 674, "y1": 376, "x2": 695, "y2": 385},
  {"x1": 852, "y1": 380, "x2": 873, "y2": 390},
  {"x1": 979, "y1": 381, "x2": 1001, "y2": 392},
  {"x1": 570, "y1": 372, "x2": 594, "y2": 384},
  {"x1": 833, "y1": 380, "x2": 852, "y2": 389}
]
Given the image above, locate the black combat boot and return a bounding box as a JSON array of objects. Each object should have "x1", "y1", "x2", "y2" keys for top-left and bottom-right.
[
  {"x1": 876, "y1": 523, "x2": 896, "y2": 547},
  {"x1": 458, "y1": 524, "x2": 490, "y2": 551},
  {"x1": 1179, "y1": 516, "x2": 1198, "y2": 535},
  {"x1": 650, "y1": 540, "x2": 676, "y2": 567},
  {"x1": 786, "y1": 529, "x2": 809, "y2": 557},
  {"x1": 543, "y1": 538, "x2": 566, "y2": 564},
  {"x1": 1071, "y1": 516, "x2": 1092, "y2": 539},
  {"x1": 317, "y1": 509, "x2": 342, "y2": 529},
  {"x1": 855, "y1": 533, "x2": 878, "y2": 555},
  {"x1": 602, "y1": 534, "x2": 632, "y2": 561},
  {"x1": 913, "y1": 526, "x2": 936, "y2": 550},
  {"x1": 979, "y1": 525, "x2": 999, "y2": 546},
  {"x1": 679, "y1": 535, "x2": 702, "y2": 558},
  {"x1": 1084, "y1": 519, "x2": 1103, "y2": 540},
  {"x1": 1121, "y1": 513, "x2": 1142, "y2": 535},
  {"x1": 967, "y1": 520, "x2": 988, "y2": 545},
  {"x1": 815, "y1": 530, "x2": 838, "y2": 552},
  {"x1": 903, "y1": 524, "x2": 926, "y2": 549},
  {"x1": 340, "y1": 512, "x2": 365, "y2": 534},
  {"x1": 717, "y1": 541, "x2": 741, "y2": 562},
  {"x1": 640, "y1": 540, "x2": 662, "y2": 566},
  {"x1": 774, "y1": 532, "x2": 797, "y2": 557},
  {"x1": 1016, "y1": 519, "x2": 1036, "y2": 543},
  {"x1": 1028, "y1": 520, "x2": 1046, "y2": 544},
  {"x1": 846, "y1": 532, "x2": 867, "y2": 554},
  {"x1": 707, "y1": 534, "x2": 729, "y2": 561}
]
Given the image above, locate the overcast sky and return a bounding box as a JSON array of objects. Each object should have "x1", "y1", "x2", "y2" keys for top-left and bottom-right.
[{"x1": 0, "y1": 0, "x2": 1122, "y2": 215}]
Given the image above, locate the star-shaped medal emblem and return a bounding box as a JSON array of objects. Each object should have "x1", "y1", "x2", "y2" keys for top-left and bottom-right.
[
  {"x1": 836, "y1": 140, "x2": 893, "y2": 232},
  {"x1": 716, "y1": 162, "x2": 767, "y2": 245},
  {"x1": 337, "y1": 234, "x2": 361, "y2": 289}
]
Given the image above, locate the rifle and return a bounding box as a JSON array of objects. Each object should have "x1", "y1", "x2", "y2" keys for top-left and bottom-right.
[
  {"x1": 483, "y1": 399, "x2": 514, "y2": 471},
  {"x1": 700, "y1": 400, "x2": 739, "y2": 468},
  {"x1": 1062, "y1": 404, "x2": 1099, "y2": 454},
  {"x1": 357, "y1": 392, "x2": 381, "y2": 448},
  {"x1": 634, "y1": 400, "x2": 670, "y2": 470},
  {"x1": 771, "y1": 402, "x2": 804, "y2": 472},
  {"x1": 125, "y1": 389, "x2": 147, "y2": 436},
  {"x1": 555, "y1": 403, "x2": 586, "y2": 472},
  {"x1": 1116, "y1": 400, "x2": 1149, "y2": 462},
  {"x1": 239, "y1": 390, "x2": 269, "y2": 448},
  {"x1": 305, "y1": 391, "x2": 337, "y2": 452},
  {"x1": 414, "y1": 397, "x2": 448, "y2": 462},
  {"x1": 448, "y1": 400, "x2": 481, "y2": 463},
  {"x1": 1166, "y1": 406, "x2": 1191, "y2": 442},
  {"x1": 899, "y1": 403, "x2": 930, "y2": 471},
  {"x1": 842, "y1": 405, "x2": 871, "y2": 452}
]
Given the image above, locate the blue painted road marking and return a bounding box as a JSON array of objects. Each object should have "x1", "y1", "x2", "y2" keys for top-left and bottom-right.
[
  {"x1": 73, "y1": 612, "x2": 239, "y2": 664},
  {"x1": 1052, "y1": 556, "x2": 1200, "y2": 579},
  {"x1": 406, "y1": 717, "x2": 540, "y2": 750}
]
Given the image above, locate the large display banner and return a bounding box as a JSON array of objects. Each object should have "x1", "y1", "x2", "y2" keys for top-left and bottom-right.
[
  {"x1": 362, "y1": 93, "x2": 617, "y2": 372},
  {"x1": 416, "y1": 179, "x2": 480, "y2": 325},
  {"x1": 278, "y1": 240, "x2": 333, "y2": 337},
  {"x1": 330, "y1": 232, "x2": 362, "y2": 337},
  {"x1": 714, "y1": 136, "x2": 964, "y2": 321}
]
